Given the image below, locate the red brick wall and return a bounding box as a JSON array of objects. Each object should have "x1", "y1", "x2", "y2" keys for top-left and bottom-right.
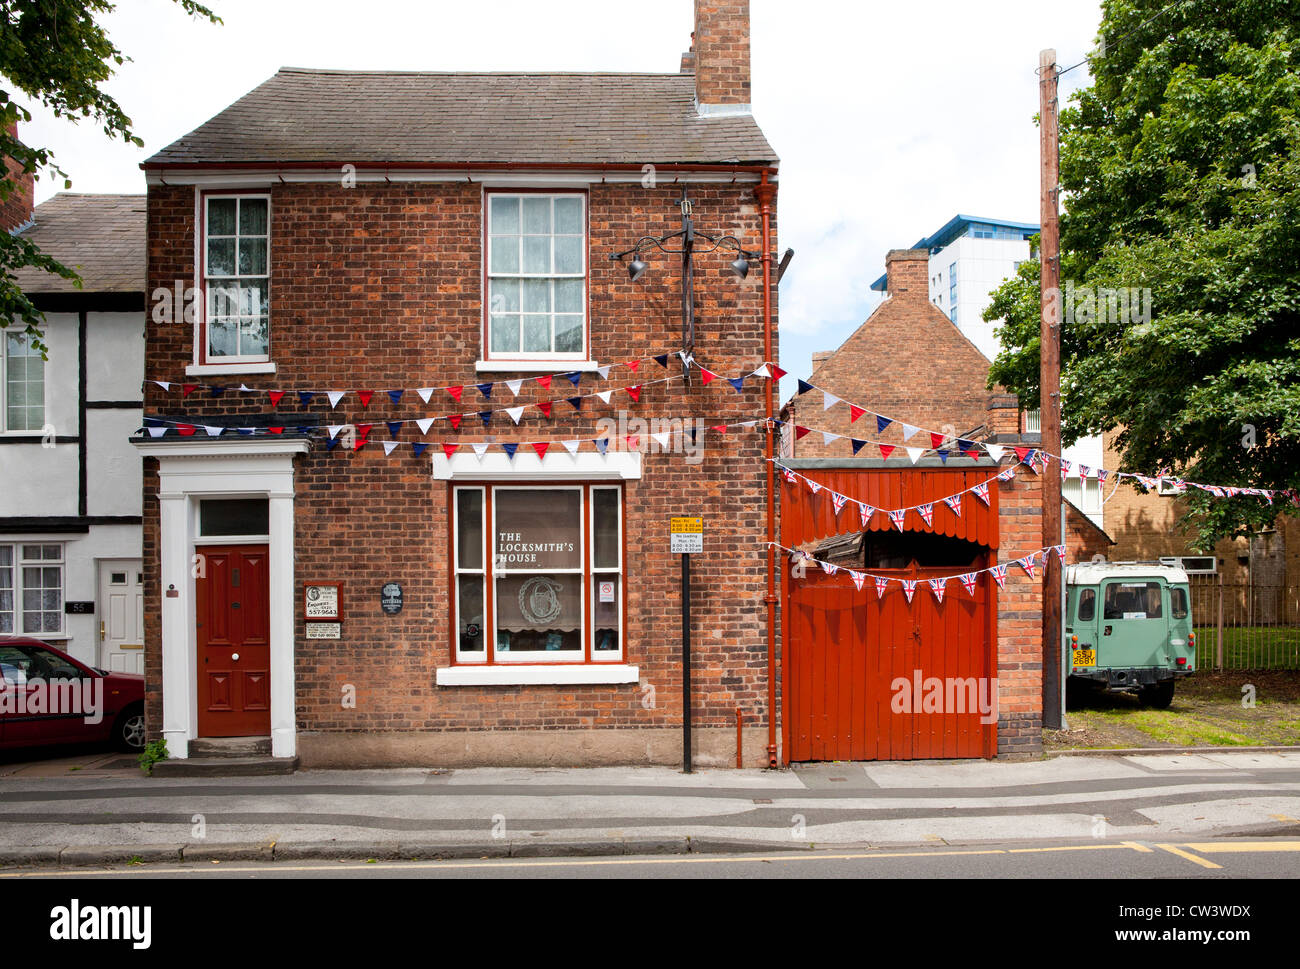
[
  {"x1": 1, "y1": 123, "x2": 33, "y2": 232},
  {"x1": 693, "y1": 0, "x2": 751, "y2": 105},
  {"x1": 142, "y1": 179, "x2": 778, "y2": 751},
  {"x1": 996, "y1": 465, "x2": 1044, "y2": 756},
  {"x1": 1065, "y1": 502, "x2": 1112, "y2": 563}
]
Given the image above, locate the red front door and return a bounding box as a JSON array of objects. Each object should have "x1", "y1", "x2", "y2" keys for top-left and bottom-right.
[{"x1": 196, "y1": 545, "x2": 270, "y2": 737}]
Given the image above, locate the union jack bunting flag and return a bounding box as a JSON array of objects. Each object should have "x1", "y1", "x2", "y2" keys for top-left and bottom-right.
[
  {"x1": 990, "y1": 564, "x2": 1009, "y2": 589},
  {"x1": 831, "y1": 492, "x2": 848, "y2": 515},
  {"x1": 928, "y1": 577, "x2": 947, "y2": 602},
  {"x1": 959, "y1": 572, "x2": 978, "y2": 596},
  {"x1": 1018, "y1": 553, "x2": 1037, "y2": 579},
  {"x1": 944, "y1": 494, "x2": 962, "y2": 518},
  {"x1": 889, "y1": 509, "x2": 906, "y2": 531},
  {"x1": 849, "y1": 571, "x2": 866, "y2": 591},
  {"x1": 901, "y1": 579, "x2": 917, "y2": 603},
  {"x1": 973, "y1": 481, "x2": 991, "y2": 505},
  {"x1": 917, "y1": 503, "x2": 934, "y2": 527},
  {"x1": 859, "y1": 503, "x2": 876, "y2": 528},
  {"x1": 875, "y1": 576, "x2": 890, "y2": 599}
]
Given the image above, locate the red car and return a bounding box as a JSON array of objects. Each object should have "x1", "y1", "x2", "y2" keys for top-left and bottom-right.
[{"x1": 0, "y1": 637, "x2": 145, "y2": 752}]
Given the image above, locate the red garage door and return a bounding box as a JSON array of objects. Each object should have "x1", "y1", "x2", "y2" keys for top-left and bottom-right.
[{"x1": 781, "y1": 466, "x2": 999, "y2": 762}]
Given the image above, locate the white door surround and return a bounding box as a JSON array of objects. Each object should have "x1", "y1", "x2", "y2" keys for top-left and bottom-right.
[{"x1": 132, "y1": 438, "x2": 307, "y2": 758}]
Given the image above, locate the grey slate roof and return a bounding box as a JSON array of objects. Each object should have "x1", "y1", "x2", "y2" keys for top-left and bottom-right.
[
  {"x1": 12, "y1": 194, "x2": 145, "y2": 294},
  {"x1": 145, "y1": 69, "x2": 778, "y2": 167}
]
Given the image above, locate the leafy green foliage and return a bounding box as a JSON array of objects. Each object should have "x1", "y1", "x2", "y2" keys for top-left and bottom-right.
[
  {"x1": 986, "y1": 0, "x2": 1300, "y2": 547},
  {"x1": 0, "y1": 0, "x2": 220, "y2": 352},
  {"x1": 137, "y1": 737, "x2": 168, "y2": 775}
]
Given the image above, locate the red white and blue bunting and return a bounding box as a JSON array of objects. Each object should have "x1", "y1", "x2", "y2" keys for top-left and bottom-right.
[{"x1": 775, "y1": 540, "x2": 1068, "y2": 603}]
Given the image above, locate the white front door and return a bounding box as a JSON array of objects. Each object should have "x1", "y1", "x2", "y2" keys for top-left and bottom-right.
[{"x1": 99, "y1": 559, "x2": 144, "y2": 673}]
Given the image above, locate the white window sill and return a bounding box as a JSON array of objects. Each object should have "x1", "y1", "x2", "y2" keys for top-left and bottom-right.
[
  {"x1": 433, "y1": 451, "x2": 641, "y2": 480},
  {"x1": 475, "y1": 360, "x2": 601, "y2": 374},
  {"x1": 186, "y1": 362, "x2": 277, "y2": 377},
  {"x1": 437, "y1": 664, "x2": 639, "y2": 687}
]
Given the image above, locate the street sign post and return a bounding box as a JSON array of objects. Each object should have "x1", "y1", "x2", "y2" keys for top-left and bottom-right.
[{"x1": 671, "y1": 517, "x2": 702, "y2": 772}]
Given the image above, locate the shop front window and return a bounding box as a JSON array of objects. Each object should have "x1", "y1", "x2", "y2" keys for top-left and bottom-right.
[{"x1": 453, "y1": 484, "x2": 622, "y2": 664}]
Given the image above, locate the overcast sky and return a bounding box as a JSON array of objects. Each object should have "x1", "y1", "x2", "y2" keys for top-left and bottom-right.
[{"x1": 22, "y1": 0, "x2": 1102, "y2": 388}]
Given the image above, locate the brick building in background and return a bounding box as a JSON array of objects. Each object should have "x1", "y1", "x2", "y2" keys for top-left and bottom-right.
[
  {"x1": 1100, "y1": 431, "x2": 1300, "y2": 626},
  {"x1": 133, "y1": 1, "x2": 782, "y2": 767},
  {"x1": 782, "y1": 248, "x2": 1110, "y2": 564},
  {"x1": 777, "y1": 247, "x2": 1110, "y2": 758}
]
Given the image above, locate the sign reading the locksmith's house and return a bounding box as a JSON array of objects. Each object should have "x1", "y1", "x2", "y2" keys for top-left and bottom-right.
[{"x1": 493, "y1": 489, "x2": 582, "y2": 652}]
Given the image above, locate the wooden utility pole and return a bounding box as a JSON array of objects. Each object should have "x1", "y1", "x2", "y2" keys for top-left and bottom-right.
[{"x1": 1039, "y1": 48, "x2": 1063, "y2": 730}]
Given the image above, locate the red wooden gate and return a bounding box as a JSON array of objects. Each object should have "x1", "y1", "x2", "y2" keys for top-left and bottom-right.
[{"x1": 781, "y1": 467, "x2": 999, "y2": 761}]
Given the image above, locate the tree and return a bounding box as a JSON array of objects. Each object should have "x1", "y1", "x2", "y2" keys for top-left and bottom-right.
[
  {"x1": 985, "y1": 0, "x2": 1300, "y2": 548},
  {"x1": 0, "y1": 0, "x2": 220, "y2": 352}
]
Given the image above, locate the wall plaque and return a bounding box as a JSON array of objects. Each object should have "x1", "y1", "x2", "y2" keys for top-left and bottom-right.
[{"x1": 305, "y1": 583, "x2": 342, "y2": 620}]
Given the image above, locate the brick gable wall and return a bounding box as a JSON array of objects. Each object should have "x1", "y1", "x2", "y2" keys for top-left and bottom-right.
[{"x1": 785, "y1": 250, "x2": 997, "y2": 458}]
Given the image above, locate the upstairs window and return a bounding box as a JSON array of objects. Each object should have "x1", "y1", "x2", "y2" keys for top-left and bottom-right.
[
  {"x1": 203, "y1": 194, "x2": 270, "y2": 363},
  {"x1": 2, "y1": 330, "x2": 43, "y2": 433},
  {"x1": 485, "y1": 192, "x2": 587, "y2": 360}
]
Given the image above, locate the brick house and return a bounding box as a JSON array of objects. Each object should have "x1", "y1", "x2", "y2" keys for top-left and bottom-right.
[{"x1": 133, "y1": 2, "x2": 783, "y2": 767}]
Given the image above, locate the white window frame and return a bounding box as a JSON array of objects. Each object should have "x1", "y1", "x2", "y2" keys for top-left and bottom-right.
[
  {"x1": 0, "y1": 543, "x2": 65, "y2": 638},
  {"x1": 484, "y1": 191, "x2": 588, "y2": 363},
  {"x1": 590, "y1": 485, "x2": 623, "y2": 659},
  {"x1": 1, "y1": 329, "x2": 45, "y2": 435},
  {"x1": 453, "y1": 486, "x2": 487, "y2": 665},
  {"x1": 201, "y1": 192, "x2": 271, "y2": 366},
  {"x1": 452, "y1": 483, "x2": 624, "y2": 666}
]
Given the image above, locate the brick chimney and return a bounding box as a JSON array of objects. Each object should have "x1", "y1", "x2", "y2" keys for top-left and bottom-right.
[
  {"x1": 1, "y1": 122, "x2": 34, "y2": 233},
  {"x1": 883, "y1": 248, "x2": 930, "y2": 301},
  {"x1": 692, "y1": 1, "x2": 751, "y2": 115}
]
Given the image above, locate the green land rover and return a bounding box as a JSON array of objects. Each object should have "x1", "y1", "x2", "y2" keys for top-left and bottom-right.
[{"x1": 1064, "y1": 562, "x2": 1196, "y2": 708}]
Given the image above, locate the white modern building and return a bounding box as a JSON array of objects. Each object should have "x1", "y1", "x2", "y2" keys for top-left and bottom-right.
[
  {"x1": 871, "y1": 214, "x2": 1105, "y2": 527},
  {"x1": 3, "y1": 192, "x2": 146, "y2": 671}
]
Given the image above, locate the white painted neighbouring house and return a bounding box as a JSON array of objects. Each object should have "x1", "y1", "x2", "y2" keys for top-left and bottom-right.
[{"x1": 2, "y1": 191, "x2": 146, "y2": 672}]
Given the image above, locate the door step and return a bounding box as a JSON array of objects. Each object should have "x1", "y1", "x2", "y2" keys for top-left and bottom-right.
[
  {"x1": 188, "y1": 737, "x2": 272, "y2": 758},
  {"x1": 152, "y1": 755, "x2": 299, "y2": 777}
]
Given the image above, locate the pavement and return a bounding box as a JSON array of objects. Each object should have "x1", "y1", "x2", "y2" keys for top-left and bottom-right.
[{"x1": 2, "y1": 748, "x2": 1300, "y2": 867}]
